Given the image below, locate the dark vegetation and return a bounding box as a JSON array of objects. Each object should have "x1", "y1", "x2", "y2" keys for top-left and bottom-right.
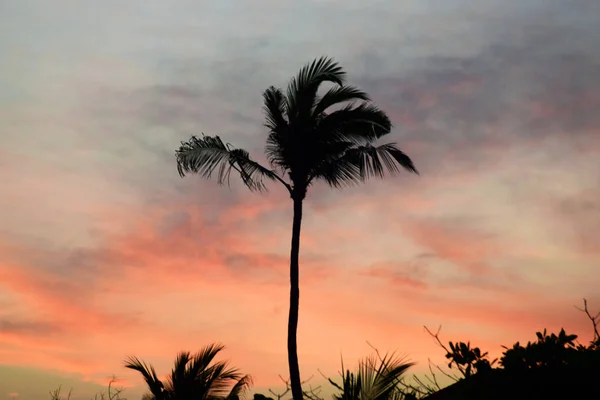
[{"x1": 48, "y1": 58, "x2": 599, "y2": 400}]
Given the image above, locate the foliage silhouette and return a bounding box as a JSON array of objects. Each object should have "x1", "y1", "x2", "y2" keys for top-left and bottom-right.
[
  {"x1": 175, "y1": 56, "x2": 418, "y2": 400},
  {"x1": 326, "y1": 352, "x2": 415, "y2": 400},
  {"x1": 50, "y1": 377, "x2": 126, "y2": 400},
  {"x1": 499, "y1": 327, "x2": 600, "y2": 371},
  {"x1": 124, "y1": 343, "x2": 252, "y2": 400},
  {"x1": 421, "y1": 299, "x2": 600, "y2": 399},
  {"x1": 445, "y1": 341, "x2": 495, "y2": 378}
]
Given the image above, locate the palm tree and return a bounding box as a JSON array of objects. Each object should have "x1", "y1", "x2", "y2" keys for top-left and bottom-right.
[
  {"x1": 328, "y1": 352, "x2": 415, "y2": 400},
  {"x1": 124, "y1": 343, "x2": 252, "y2": 400},
  {"x1": 175, "y1": 56, "x2": 419, "y2": 400}
]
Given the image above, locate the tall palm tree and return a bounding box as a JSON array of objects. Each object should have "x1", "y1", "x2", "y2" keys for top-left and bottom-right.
[
  {"x1": 124, "y1": 343, "x2": 252, "y2": 400},
  {"x1": 175, "y1": 56, "x2": 419, "y2": 400}
]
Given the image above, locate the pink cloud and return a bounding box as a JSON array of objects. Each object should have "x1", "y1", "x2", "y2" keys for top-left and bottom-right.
[{"x1": 2, "y1": 177, "x2": 599, "y2": 398}]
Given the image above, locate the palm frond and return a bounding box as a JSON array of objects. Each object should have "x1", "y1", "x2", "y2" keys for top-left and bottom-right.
[
  {"x1": 264, "y1": 130, "x2": 290, "y2": 172},
  {"x1": 187, "y1": 343, "x2": 227, "y2": 386},
  {"x1": 188, "y1": 344, "x2": 247, "y2": 400},
  {"x1": 176, "y1": 134, "x2": 280, "y2": 192},
  {"x1": 204, "y1": 364, "x2": 245, "y2": 399},
  {"x1": 286, "y1": 56, "x2": 346, "y2": 121},
  {"x1": 317, "y1": 103, "x2": 392, "y2": 144},
  {"x1": 262, "y1": 86, "x2": 288, "y2": 132},
  {"x1": 223, "y1": 373, "x2": 253, "y2": 400},
  {"x1": 348, "y1": 143, "x2": 418, "y2": 178},
  {"x1": 331, "y1": 352, "x2": 413, "y2": 400},
  {"x1": 303, "y1": 140, "x2": 357, "y2": 188},
  {"x1": 168, "y1": 351, "x2": 192, "y2": 396},
  {"x1": 127, "y1": 344, "x2": 252, "y2": 400},
  {"x1": 263, "y1": 86, "x2": 291, "y2": 172},
  {"x1": 309, "y1": 142, "x2": 418, "y2": 188},
  {"x1": 358, "y1": 352, "x2": 414, "y2": 400},
  {"x1": 123, "y1": 356, "x2": 165, "y2": 398},
  {"x1": 313, "y1": 85, "x2": 370, "y2": 117}
]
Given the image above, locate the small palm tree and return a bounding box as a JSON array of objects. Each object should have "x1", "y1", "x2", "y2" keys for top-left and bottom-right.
[
  {"x1": 124, "y1": 343, "x2": 252, "y2": 400},
  {"x1": 329, "y1": 352, "x2": 415, "y2": 400},
  {"x1": 175, "y1": 56, "x2": 418, "y2": 400}
]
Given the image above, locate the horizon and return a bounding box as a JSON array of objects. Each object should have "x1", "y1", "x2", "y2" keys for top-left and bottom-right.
[{"x1": 1, "y1": 0, "x2": 600, "y2": 399}]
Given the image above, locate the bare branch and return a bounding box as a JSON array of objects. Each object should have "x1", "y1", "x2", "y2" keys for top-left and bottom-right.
[
  {"x1": 267, "y1": 374, "x2": 323, "y2": 400},
  {"x1": 574, "y1": 298, "x2": 599, "y2": 341},
  {"x1": 423, "y1": 325, "x2": 468, "y2": 377}
]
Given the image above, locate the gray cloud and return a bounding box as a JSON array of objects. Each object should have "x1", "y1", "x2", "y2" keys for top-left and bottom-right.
[
  {"x1": 83, "y1": 0, "x2": 599, "y2": 191},
  {"x1": 552, "y1": 189, "x2": 600, "y2": 255},
  {"x1": 355, "y1": 22, "x2": 600, "y2": 152},
  {"x1": 2, "y1": 0, "x2": 599, "y2": 293},
  {"x1": 0, "y1": 318, "x2": 61, "y2": 336}
]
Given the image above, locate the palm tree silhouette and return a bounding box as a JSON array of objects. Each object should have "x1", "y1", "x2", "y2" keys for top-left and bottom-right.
[
  {"x1": 175, "y1": 56, "x2": 418, "y2": 400},
  {"x1": 124, "y1": 343, "x2": 252, "y2": 400}
]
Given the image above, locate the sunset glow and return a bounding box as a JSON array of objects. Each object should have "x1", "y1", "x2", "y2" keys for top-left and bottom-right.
[{"x1": 1, "y1": 1, "x2": 599, "y2": 399}]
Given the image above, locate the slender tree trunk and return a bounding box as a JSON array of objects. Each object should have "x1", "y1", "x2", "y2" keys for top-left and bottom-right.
[{"x1": 288, "y1": 197, "x2": 303, "y2": 400}]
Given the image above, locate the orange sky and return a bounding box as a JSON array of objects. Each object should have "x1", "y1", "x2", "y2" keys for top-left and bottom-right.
[{"x1": 1, "y1": 1, "x2": 600, "y2": 399}]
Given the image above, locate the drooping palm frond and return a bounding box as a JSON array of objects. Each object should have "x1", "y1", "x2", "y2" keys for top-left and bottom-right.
[
  {"x1": 263, "y1": 86, "x2": 292, "y2": 173},
  {"x1": 263, "y1": 86, "x2": 289, "y2": 133},
  {"x1": 308, "y1": 142, "x2": 418, "y2": 188},
  {"x1": 224, "y1": 374, "x2": 253, "y2": 400},
  {"x1": 202, "y1": 362, "x2": 251, "y2": 400},
  {"x1": 176, "y1": 134, "x2": 281, "y2": 192},
  {"x1": 345, "y1": 143, "x2": 418, "y2": 178},
  {"x1": 316, "y1": 103, "x2": 393, "y2": 144},
  {"x1": 286, "y1": 56, "x2": 346, "y2": 122},
  {"x1": 124, "y1": 356, "x2": 166, "y2": 399},
  {"x1": 312, "y1": 85, "x2": 370, "y2": 117}
]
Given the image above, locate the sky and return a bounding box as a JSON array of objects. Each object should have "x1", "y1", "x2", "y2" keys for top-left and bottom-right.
[{"x1": 1, "y1": 0, "x2": 600, "y2": 398}]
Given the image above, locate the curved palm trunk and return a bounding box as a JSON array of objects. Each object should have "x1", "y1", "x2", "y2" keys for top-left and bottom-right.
[{"x1": 288, "y1": 197, "x2": 303, "y2": 400}]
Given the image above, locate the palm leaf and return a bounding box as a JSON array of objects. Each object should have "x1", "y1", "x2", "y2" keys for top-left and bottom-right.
[
  {"x1": 222, "y1": 373, "x2": 253, "y2": 400},
  {"x1": 317, "y1": 103, "x2": 392, "y2": 144},
  {"x1": 358, "y1": 352, "x2": 413, "y2": 400},
  {"x1": 204, "y1": 365, "x2": 246, "y2": 400},
  {"x1": 127, "y1": 344, "x2": 252, "y2": 400},
  {"x1": 286, "y1": 56, "x2": 346, "y2": 122},
  {"x1": 263, "y1": 86, "x2": 291, "y2": 172},
  {"x1": 167, "y1": 351, "x2": 193, "y2": 398},
  {"x1": 264, "y1": 129, "x2": 290, "y2": 172},
  {"x1": 176, "y1": 134, "x2": 280, "y2": 192},
  {"x1": 124, "y1": 356, "x2": 165, "y2": 399},
  {"x1": 331, "y1": 352, "x2": 413, "y2": 400},
  {"x1": 312, "y1": 85, "x2": 370, "y2": 117},
  {"x1": 309, "y1": 142, "x2": 417, "y2": 188},
  {"x1": 347, "y1": 143, "x2": 418, "y2": 178},
  {"x1": 262, "y1": 86, "x2": 288, "y2": 133}
]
